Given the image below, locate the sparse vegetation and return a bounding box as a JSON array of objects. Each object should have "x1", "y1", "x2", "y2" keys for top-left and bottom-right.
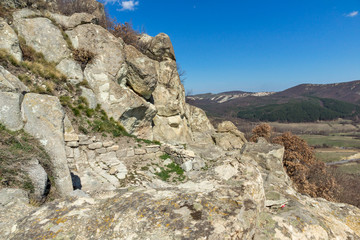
[
  {"x1": 0, "y1": 124, "x2": 55, "y2": 203},
  {"x1": 159, "y1": 153, "x2": 170, "y2": 160},
  {"x1": 72, "y1": 48, "x2": 95, "y2": 70},
  {"x1": 155, "y1": 163, "x2": 185, "y2": 182}
]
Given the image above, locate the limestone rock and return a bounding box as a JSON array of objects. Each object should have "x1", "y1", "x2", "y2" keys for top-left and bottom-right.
[
  {"x1": 12, "y1": 9, "x2": 41, "y2": 21},
  {"x1": 0, "y1": 92, "x2": 24, "y2": 131},
  {"x1": 56, "y1": 58, "x2": 83, "y2": 84},
  {"x1": 0, "y1": 66, "x2": 29, "y2": 93},
  {"x1": 139, "y1": 33, "x2": 176, "y2": 61},
  {"x1": 212, "y1": 121, "x2": 247, "y2": 151},
  {"x1": 63, "y1": 114, "x2": 78, "y2": 142},
  {"x1": 48, "y1": 12, "x2": 99, "y2": 30},
  {"x1": 152, "y1": 115, "x2": 192, "y2": 144},
  {"x1": 80, "y1": 86, "x2": 97, "y2": 109},
  {"x1": 67, "y1": 24, "x2": 157, "y2": 138},
  {"x1": 152, "y1": 60, "x2": 186, "y2": 117},
  {"x1": 21, "y1": 93, "x2": 73, "y2": 196},
  {"x1": 0, "y1": 18, "x2": 22, "y2": 62},
  {"x1": 23, "y1": 158, "x2": 48, "y2": 200},
  {"x1": 121, "y1": 44, "x2": 158, "y2": 99},
  {"x1": 185, "y1": 104, "x2": 215, "y2": 144},
  {"x1": 14, "y1": 16, "x2": 70, "y2": 63}
]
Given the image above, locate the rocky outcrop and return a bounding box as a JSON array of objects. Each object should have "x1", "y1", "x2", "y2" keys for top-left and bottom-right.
[
  {"x1": 21, "y1": 93, "x2": 73, "y2": 196},
  {"x1": 14, "y1": 14, "x2": 70, "y2": 63},
  {"x1": 0, "y1": 66, "x2": 28, "y2": 131},
  {"x1": 66, "y1": 24, "x2": 157, "y2": 139},
  {"x1": 23, "y1": 158, "x2": 48, "y2": 200},
  {"x1": 48, "y1": 12, "x2": 99, "y2": 30},
  {"x1": 0, "y1": 65, "x2": 29, "y2": 92},
  {"x1": 212, "y1": 121, "x2": 247, "y2": 151},
  {"x1": 120, "y1": 44, "x2": 158, "y2": 99},
  {"x1": 139, "y1": 33, "x2": 176, "y2": 61},
  {"x1": 0, "y1": 92, "x2": 24, "y2": 131},
  {"x1": 0, "y1": 18, "x2": 22, "y2": 62}
]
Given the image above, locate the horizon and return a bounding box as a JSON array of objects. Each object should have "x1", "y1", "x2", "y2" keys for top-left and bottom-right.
[{"x1": 99, "y1": 0, "x2": 360, "y2": 95}]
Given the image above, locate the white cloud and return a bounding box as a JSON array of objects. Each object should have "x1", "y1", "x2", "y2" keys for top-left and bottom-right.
[
  {"x1": 100, "y1": 0, "x2": 139, "y2": 11},
  {"x1": 346, "y1": 11, "x2": 358, "y2": 17},
  {"x1": 118, "y1": 0, "x2": 139, "y2": 11}
]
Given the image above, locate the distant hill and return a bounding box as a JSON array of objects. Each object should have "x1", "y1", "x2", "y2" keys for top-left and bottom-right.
[{"x1": 187, "y1": 80, "x2": 360, "y2": 122}]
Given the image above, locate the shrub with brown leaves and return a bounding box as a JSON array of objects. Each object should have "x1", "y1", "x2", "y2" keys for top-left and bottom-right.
[
  {"x1": 72, "y1": 48, "x2": 95, "y2": 69},
  {"x1": 250, "y1": 123, "x2": 272, "y2": 142},
  {"x1": 272, "y1": 132, "x2": 338, "y2": 200}
]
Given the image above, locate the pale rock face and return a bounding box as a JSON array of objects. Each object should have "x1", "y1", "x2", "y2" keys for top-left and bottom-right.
[
  {"x1": 48, "y1": 12, "x2": 99, "y2": 30},
  {"x1": 14, "y1": 16, "x2": 70, "y2": 63},
  {"x1": 67, "y1": 24, "x2": 157, "y2": 138},
  {"x1": 121, "y1": 44, "x2": 158, "y2": 99},
  {"x1": 152, "y1": 115, "x2": 192, "y2": 144},
  {"x1": 0, "y1": 18, "x2": 22, "y2": 62},
  {"x1": 0, "y1": 92, "x2": 24, "y2": 131},
  {"x1": 56, "y1": 58, "x2": 84, "y2": 84},
  {"x1": 23, "y1": 158, "x2": 48, "y2": 200},
  {"x1": 152, "y1": 60, "x2": 186, "y2": 117},
  {"x1": 21, "y1": 93, "x2": 73, "y2": 196},
  {"x1": 0, "y1": 65, "x2": 29, "y2": 93},
  {"x1": 80, "y1": 86, "x2": 97, "y2": 109},
  {"x1": 212, "y1": 121, "x2": 247, "y2": 151},
  {"x1": 139, "y1": 33, "x2": 176, "y2": 61},
  {"x1": 185, "y1": 103, "x2": 215, "y2": 145}
]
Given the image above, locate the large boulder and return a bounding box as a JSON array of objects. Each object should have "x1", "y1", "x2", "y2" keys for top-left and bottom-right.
[
  {"x1": 48, "y1": 12, "x2": 99, "y2": 30},
  {"x1": 152, "y1": 60, "x2": 186, "y2": 117},
  {"x1": 0, "y1": 18, "x2": 22, "y2": 62},
  {"x1": 56, "y1": 58, "x2": 84, "y2": 85},
  {"x1": 185, "y1": 104, "x2": 215, "y2": 145},
  {"x1": 14, "y1": 16, "x2": 70, "y2": 63},
  {"x1": 120, "y1": 44, "x2": 158, "y2": 99},
  {"x1": 67, "y1": 24, "x2": 157, "y2": 138},
  {"x1": 0, "y1": 92, "x2": 24, "y2": 131},
  {"x1": 138, "y1": 33, "x2": 176, "y2": 61},
  {"x1": 21, "y1": 93, "x2": 73, "y2": 196},
  {"x1": 0, "y1": 65, "x2": 29, "y2": 93},
  {"x1": 23, "y1": 158, "x2": 48, "y2": 200},
  {"x1": 152, "y1": 115, "x2": 192, "y2": 144},
  {"x1": 212, "y1": 121, "x2": 247, "y2": 151}
]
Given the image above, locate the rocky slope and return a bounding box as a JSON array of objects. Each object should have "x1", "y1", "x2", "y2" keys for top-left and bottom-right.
[{"x1": 0, "y1": 2, "x2": 360, "y2": 239}]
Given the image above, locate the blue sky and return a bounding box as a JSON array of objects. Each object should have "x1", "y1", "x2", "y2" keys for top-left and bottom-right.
[{"x1": 100, "y1": 0, "x2": 360, "y2": 94}]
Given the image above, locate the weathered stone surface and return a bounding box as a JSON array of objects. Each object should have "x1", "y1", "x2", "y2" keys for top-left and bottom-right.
[
  {"x1": 0, "y1": 0, "x2": 27, "y2": 9},
  {"x1": 79, "y1": 86, "x2": 97, "y2": 109},
  {"x1": 152, "y1": 115, "x2": 192, "y2": 144},
  {"x1": 212, "y1": 121, "x2": 247, "y2": 151},
  {"x1": 0, "y1": 66, "x2": 29, "y2": 93},
  {"x1": 0, "y1": 18, "x2": 22, "y2": 62},
  {"x1": 21, "y1": 93, "x2": 73, "y2": 196},
  {"x1": 12, "y1": 8, "x2": 41, "y2": 21},
  {"x1": 14, "y1": 17, "x2": 70, "y2": 63},
  {"x1": 56, "y1": 58, "x2": 83, "y2": 84},
  {"x1": 49, "y1": 12, "x2": 99, "y2": 29},
  {"x1": 63, "y1": 114, "x2": 79, "y2": 142},
  {"x1": 185, "y1": 103, "x2": 215, "y2": 144},
  {"x1": 0, "y1": 92, "x2": 24, "y2": 131},
  {"x1": 119, "y1": 44, "x2": 158, "y2": 99},
  {"x1": 139, "y1": 33, "x2": 176, "y2": 61},
  {"x1": 23, "y1": 158, "x2": 48, "y2": 200},
  {"x1": 67, "y1": 24, "x2": 157, "y2": 138},
  {"x1": 152, "y1": 60, "x2": 185, "y2": 117}
]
